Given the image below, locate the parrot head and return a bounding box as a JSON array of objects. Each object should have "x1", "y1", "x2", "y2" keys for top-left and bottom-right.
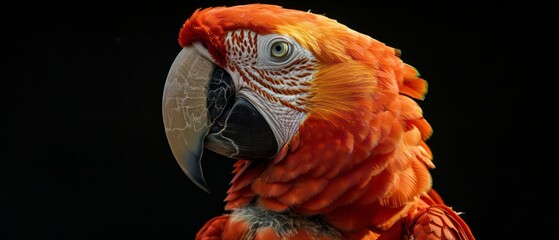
[{"x1": 163, "y1": 4, "x2": 433, "y2": 231}]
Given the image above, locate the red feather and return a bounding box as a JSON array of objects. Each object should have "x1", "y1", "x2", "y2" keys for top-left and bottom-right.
[{"x1": 176, "y1": 4, "x2": 474, "y2": 239}]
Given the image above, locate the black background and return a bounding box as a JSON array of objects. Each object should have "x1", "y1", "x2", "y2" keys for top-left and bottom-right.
[{"x1": 4, "y1": 0, "x2": 557, "y2": 239}]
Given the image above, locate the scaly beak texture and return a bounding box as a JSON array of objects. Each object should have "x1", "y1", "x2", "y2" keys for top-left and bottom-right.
[{"x1": 162, "y1": 46, "x2": 214, "y2": 193}]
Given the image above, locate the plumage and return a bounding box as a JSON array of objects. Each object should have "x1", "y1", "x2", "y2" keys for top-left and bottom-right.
[{"x1": 164, "y1": 3, "x2": 475, "y2": 239}]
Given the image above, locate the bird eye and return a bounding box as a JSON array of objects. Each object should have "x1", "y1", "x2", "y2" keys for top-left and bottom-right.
[{"x1": 270, "y1": 41, "x2": 289, "y2": 58}]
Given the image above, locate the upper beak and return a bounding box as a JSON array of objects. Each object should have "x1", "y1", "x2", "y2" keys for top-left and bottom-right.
[{"x1": 162, "y1": 46, "x2": 278, "y2": 193}]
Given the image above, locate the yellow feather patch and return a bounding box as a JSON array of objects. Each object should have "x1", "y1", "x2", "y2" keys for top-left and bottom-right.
[
  {"x1": 275, "y1": 15, "x2": 364, "y2": 64},
  {"x1": 306, "y1": 62, "x2": 377, "y2": 120}
]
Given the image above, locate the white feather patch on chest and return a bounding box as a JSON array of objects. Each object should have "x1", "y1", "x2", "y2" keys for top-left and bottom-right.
[{"x1": 230, "y1": 205, "x2": 342, "y2": 239}]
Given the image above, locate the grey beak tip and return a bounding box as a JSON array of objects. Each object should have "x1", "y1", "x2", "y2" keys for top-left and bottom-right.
[{"x1": 182, "y1": 151, "x2": 211, "y2": 194}]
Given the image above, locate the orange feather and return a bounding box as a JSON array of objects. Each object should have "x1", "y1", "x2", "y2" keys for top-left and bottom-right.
[{"x1": 177, "y1": 3, "x2": 473, "y2": 239}]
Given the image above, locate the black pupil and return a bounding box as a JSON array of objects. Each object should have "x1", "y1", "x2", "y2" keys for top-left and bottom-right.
[{"x1": 275, "y1": 45, "x2": 282, "y2": 52}]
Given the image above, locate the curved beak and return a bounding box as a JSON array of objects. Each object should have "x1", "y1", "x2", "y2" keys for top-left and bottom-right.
[
  {"x1": 162, "y1": 46, "x2": 279, "y2": 193},
  {"x1": 162, "y1": 46, "x2": 214, "y2": 193}
]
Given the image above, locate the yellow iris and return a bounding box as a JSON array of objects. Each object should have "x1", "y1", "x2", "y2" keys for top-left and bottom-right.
[{"x1": 270, "y1": 41, "x2": 289, "y2": 58}]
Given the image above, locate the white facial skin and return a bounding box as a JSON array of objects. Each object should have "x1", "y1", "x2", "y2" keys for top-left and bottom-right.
[{"x1": 201, "y1": 30, "x2": 319, "y2": 151}]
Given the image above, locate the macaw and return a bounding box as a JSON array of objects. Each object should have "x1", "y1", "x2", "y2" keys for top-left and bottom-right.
[{"x1": 162, "y1": 4, "x2": 475, "y2": 240}]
